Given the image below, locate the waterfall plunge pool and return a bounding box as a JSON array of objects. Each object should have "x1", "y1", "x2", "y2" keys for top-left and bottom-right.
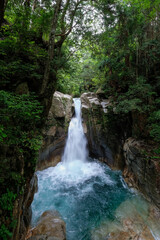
[
  {"x1": 31, "y1": 99, "x2": 160, "y2": 240},
  {"x1": 31, "y1": 158, "x2": 160, "y2": 240}
]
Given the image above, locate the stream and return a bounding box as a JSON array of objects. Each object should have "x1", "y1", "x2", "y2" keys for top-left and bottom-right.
[{"x1": 31, "y1": 99, "x2": 160, "y2": 240}]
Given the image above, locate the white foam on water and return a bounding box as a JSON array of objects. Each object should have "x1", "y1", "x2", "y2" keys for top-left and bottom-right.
[
  {"x1": 36, "y1": 98, "x2": 115, "y2": 190},
  {"x1": 36, "y1": 159, "x2": 115, "y2": 190}
]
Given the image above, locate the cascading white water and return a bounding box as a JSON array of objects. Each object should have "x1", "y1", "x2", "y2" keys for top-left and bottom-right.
[{"x1": 62, "y1": 98, "x2": 88, "y2": 163}]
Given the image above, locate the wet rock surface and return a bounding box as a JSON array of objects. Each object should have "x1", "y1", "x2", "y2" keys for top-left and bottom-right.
[
  {"x1": 26, "y1": 210, "x2": 66, "y2": 240},
  {"x1": 36, "y1": 91, "x2": 73, "y2": 171},
  {"x1": 107, "y1": 215, "x2": 155, "y2": 240},
  {"x1": 80, "y1": 92, "x2": 125, "y2": 169},
  {"x1": 123, "y1": 137, "x2": 160, "y2": 209},
  {"x1": 92, "y1": 198, "x2": 160, "y2": 240},
  {"x1": 108, "y1": 226, "x2": 154, "y2": 240}
]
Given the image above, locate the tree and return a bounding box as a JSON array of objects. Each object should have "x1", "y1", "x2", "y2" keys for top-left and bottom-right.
[
  {"x1": 0, "y1": 0, "x2": 8, "y2": 27},
  {"x1": 40, "y1": 0, "x2": 62, "y2": 95},
  {"x1": 40, "y1": 0, "x2": 87, "y2": 96},
  {"x1": 94, "y1": 0, "x2": 160, "y2": 141}
]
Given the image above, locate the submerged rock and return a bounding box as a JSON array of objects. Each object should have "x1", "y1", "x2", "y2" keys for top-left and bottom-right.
[
  {"x1": 92, "y1": 197, "x2": 160, "y2": 240},
  {"x1": 107, "y1": 214, "x2": 155, "y2": 240},
  {"x1": 108, "y1": 227, "x2": 154, "y2": 240},
  {"x1": 27, "y1": 210, "x2": 66, "y2": 240}
]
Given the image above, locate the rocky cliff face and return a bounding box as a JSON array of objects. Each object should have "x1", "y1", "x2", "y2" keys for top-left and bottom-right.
[
  {"x1": 12, "y1": 175, "x2": 38, "y2": 240},
  {"x1": 80, "y1": 92, "x2": 127, "y2": 169},
  {"x1": 0, "y1": 143, "x2": 38, "y2": 240},
  {"x1": 123, "y1": 138, "x2": 160, "y2": 209},
  {"x1": 36, "y1": 91, "x2": 73, "y2": 171}
]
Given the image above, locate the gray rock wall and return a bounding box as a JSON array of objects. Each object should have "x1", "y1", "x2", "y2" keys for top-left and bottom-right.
[
  {"x1": 36, "y1": 91, "x2": 73, "y2": 171},
  {"x1": 123, "y1": 138, "x2": 160, "y2": 208},
  {"x1": 80, "y1": 92, "x2": 125, "y2": 169}
]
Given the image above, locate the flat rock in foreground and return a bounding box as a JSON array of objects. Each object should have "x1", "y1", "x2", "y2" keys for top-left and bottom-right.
[{"x1": 27, "y1": 210, "x2": 66, "y2": 240}]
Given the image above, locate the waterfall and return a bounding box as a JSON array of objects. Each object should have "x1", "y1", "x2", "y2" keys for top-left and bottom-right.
[
  {"x1": 31, "y1": 98, "x2": 160, "y2": 240},
  {"x1": 62, "y1": 98, "x2": 88, "y2": 163}
]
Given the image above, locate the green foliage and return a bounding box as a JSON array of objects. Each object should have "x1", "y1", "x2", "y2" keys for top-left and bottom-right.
[
  {"x1": 115, "y1": 77, "x2": 155, "y2": 113},
  {"x1": 0, "y1": 91, "x2": 43, "y2": 187},
  {"x1": 56, "y1": 40, "x2": 105, "y2": 96},
  {"x1": 148, "y1": 99, "x2": 160, "y2": 142},
  {"x1": 0, "y1": 91, "x2": 43, "y2": 239},
  {"x1": 0, "y1": 34, "x2": 47, "y2": 89},
  {"x1": 0, "y1": 3, "x2": 48, "y2": 90},
  {"x1": 0, "y1": 190, "x2": 17, "y2": 239},
  {"x1": 91, "y1": 0, "x2": 160, "y2": 143},
  {"x1": 150, "y1": 123, "x2": 160, "y2": 142},
  {"x1": 0, "y1": 189, "x2": 17, "y2": 213},
  {"x1": 0, "y1": 0, "x2": 109, "y2": 238},
  {"x1": 0, "y1": 91, "x2": 43, "y2": 145},
  {"x1": 0, "y1": 224, "x2": 13, "y2": 240}
]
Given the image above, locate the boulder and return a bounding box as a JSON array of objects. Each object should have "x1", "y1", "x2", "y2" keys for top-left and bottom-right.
[
  {"x1": 16, "y1": 82, "x2": 29, "y2": 95},
  {"x1": 49, "y1": 91, "x2": 73, "y2": 121},
  {"x1": 81, "y1": 92, "x2": 101, "y2": 108},
  {"x1": 37, "y1": 91, "x2": 73, "y2": 171},
  {"x1": 27, "y1": 210, "x2": 66, "y2": 240}
]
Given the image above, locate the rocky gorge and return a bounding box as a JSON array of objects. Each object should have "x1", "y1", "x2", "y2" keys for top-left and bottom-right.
[
  {"x1": 80, "y1": 92, "x2": 160, "y2": 210},
  {"x1": 26, "y1": 91, "x2": 160, "y2": 240}
]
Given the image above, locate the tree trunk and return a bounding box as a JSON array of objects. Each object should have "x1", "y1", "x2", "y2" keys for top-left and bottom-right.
[
  {"x1": 32, "y1": 0, "x2": 38, "y2": 11},
  {"x1": 40, "y1": 0, "x2": 62, "y2": 95},
  {"x1": 0, "y1": 0, "x2": 5, "y2": 28}
]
